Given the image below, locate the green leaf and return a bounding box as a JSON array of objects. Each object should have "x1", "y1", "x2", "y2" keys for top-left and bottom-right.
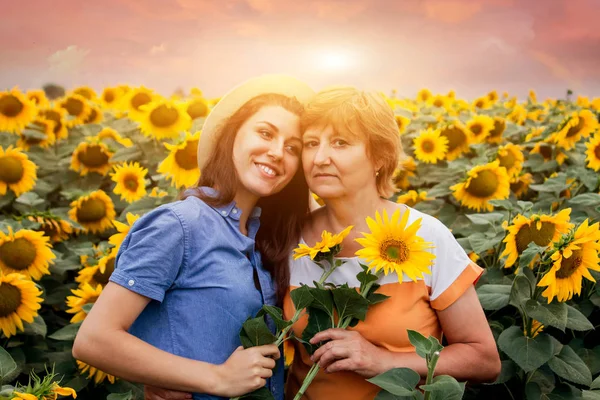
[
  {"x1": 307, "y1": 287, "x2": 334, "y2": 317},
  {"x1": 48, "y1": 323, "x2": 82, "y2": 341},
  {"x1": 565, "y1": 305, "x2": 594, "y2": 331},
  {"x1": 519, "y1": 242, "x2": 545, "y2": 269},
  {"x1": 367, "y1": 368, "x2": 420, "y2": 396},
  {"x1": 582, "y1": 390, "x2": 600, "y2": 400},
  {"x1": 592, "y1": 376, "x2": 600, "y2": 390},
  {"x1": 524, "y1": 300, "x2": 568, "y2": 331},
  {"x1": 15, "y1": 191, "x2": 45, "y2": 207},
  {"x1": 107, "y1": 391, "x2": 134, "y2": 400},
  {"x1": 239, "y1": 387, "x2": 275, "y2": 400},
  {"x1": 367, "y1": 292, "x2": 390, "y2": 305},
  {"x1": 489, "y1": 360, "x2": 518, "y2": 385},
  {"x1": 23, "y1": 315, "x2": 47, "y2": 337},
  {"x1": 259, "y1": 305, "x2": 292, "y2": 332},
  {"x1": 0, "y1": 348, "x2": 17, "y2": 384},
  {"x1": 488, "y1": 199, "x2": 515, "y2": 211},
  {"x1": 420, "y1": 375, "x2": 465, "y2": 400},
  {"x1": 290, "y1": 285, "x2": 314, "y2": 310},
  {"x1": 241, "y1": 316, "x2": 276, "y2": 347},
  {"x1": 407, "y1": 330, "x2": 432, "y2": 359},
  {"x1": 357, "y1": 264, "x2": 379, "y2": 293},
  {"x1": 331, "y1": 287, "x2": 369, "y2": 322},
  {"x1": 548, "y1": 345, "x2": 592, "y2": 386},
  {"x1": 497, "y1": 327, "x2": 554, "y2": 373},
  {"x1": 301, "y1": 307, "x2": 334, "y2": 355},
  {"x1": 109, "y1": 145, "x2": 143, "y2": 163},
  {"x1": 529, "y1": 174, "x2": 568, "y2": 194},
  {"x1": 476, "y1": 284, "x2": 511, "y2": 310},
  {"x1": 466, "y1": 212, "x2": 505, "y2": 226},
  {"x1": 567, "y1": 193, "x2": 600, "y2": 207},
  {"x1": 509, "y1": 274, "x2": 532, "y2": 308}
]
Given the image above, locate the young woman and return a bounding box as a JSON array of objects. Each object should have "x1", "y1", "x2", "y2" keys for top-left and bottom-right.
[{"x1": 72, "y1": 75, "x2": 315, "y2": 400}]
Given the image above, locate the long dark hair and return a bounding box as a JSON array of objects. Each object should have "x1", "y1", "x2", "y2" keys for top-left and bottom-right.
[{"x1": 181, "y1": 93, "x2": 309, "y2": 305}]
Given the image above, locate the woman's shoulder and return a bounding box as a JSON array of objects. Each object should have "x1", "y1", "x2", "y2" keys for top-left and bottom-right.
[
  {"x1": 405, "y1": 206, "x2": 454, "y2": 242},
  {"x1": 136, "y1": 196, "x2": 213, "y2": 229}
]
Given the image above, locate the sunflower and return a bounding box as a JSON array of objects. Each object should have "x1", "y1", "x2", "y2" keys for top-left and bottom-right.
[
  {"x1": 66, "y1": 283, "x2": 103, "y2": 323},
  {"x1": 416, "y1": 89, "x2": 433, "y2": 104},
  {"x1": 0, "y1": 146, "x2": 37, "y2": 197},
  {"x1": 487, "y1": 91, "x2": 499, "y2": 102},
  {"x1": 507, "y1": 104, "x2": 527, "y2": 125},
  {"x1": 553, "y1": 110, "x2": 598, "y2": 150},
  {"x1": 76, "y1": 360, "x2": 116, "y2": 385},
  {"x1": 0, "y1": 273, "x2": 43, "y2": 338},
  {"x1": 138, "y1": 99, "x2": 191, "y2": 140},
  {"x1": 396, "y1": 190, "x2": 432, "y2": 207},
  {"x1": 70, "y1": 141, "x2": 114, "y2": 176},
  {"x1": 450, "y1": 160, "x2": 510, "y2": 212},
  {"x1": 71, "y1": 86, "x2": 97, "y2": 101},
  {"x1": 538, "y1": 219, "x2": 600, "y2": 303},
  {"x1": 293, "y1": 225, "x2": 353, "y2": 261},
  {"x1": 119, "y1": 86, "x2": 155, "y2": 121},
  {"x1": 439, "y1": 122, "x2": 470, "y2": 161},
  {"x1": 149, "y1": 187, "x2": 168, "y2": 198},
  {"x1": 355, "y1": 208, "x2": 435, "y2": 282},
  {"x1": 529, "y1": 90, "x2": 538, "y2": 103},
  {"x1": 501, "y1": 208, "x2": 573, "y2": 268},
  {"x1": 97, "y1": 127, "x2": 133, "y2": 147},
  {"x1": 25, "y1": 90, "x2": 49, "y2": 108},
  {"x1": 157, "y1": 131, "x2": 201, "y2": 187},
  {"x1": 186, "y1": 98, "x2": 210, "y2": 120},
  {"x1": 395, "y1": 115, "x2": 411, "y2": 134},
  {"x1": 0, "y1": 88, "x2": 37, "y2": 134},
  {"x1": 466, "y1": 115, "x2": 495, "y2": 144},
  {"x1": 38, "y1": 108, "x2": 68, "y2": 140},
  {"x1": 17, "y1": 119, "x2": 56, "y2": 150},
  {"x1": 283, "y1": 335, "x2": 295, "y2": 367},
  {"x1": 0, "y1": 227, "x2": 55, "y2": 280},
  {"x1": 431, "y1": 95, "x2": 450, "y2": 110},
  {"x1": 487, "y1": 117, "x2": 506, "y2": 144},
  {"x1": 496, "y1": 143, "x2": 524, "y2": 178},
  {"x1": 510, "y1": 173, "x2": 534, "y2": 199},
  {"x1": 468, "y1": 252, "x2": 480, "y2": 263},
  {"x1": 83, "y1": 105, "x2": 103, "y2": 124},
  {"x1": 100, "y1": 87, "x2": 123, "y2": 109},
  {"x1": 27, "y1": 215, "x2": 73, "y2": 243},
  {"x1": 393, "y1": 157, "x2": 417, "y2": 190},
  {"x1": 413, "y1": 128, "x2": 448, "y2": 164},
  {"x1": 68, "y1": 190, "x2": 116, "y2": 234},
  {"x1": 525, "y1": 320, "x2": 544, "y2": 338},
  {"x1": 58, "y1": 94, "x2": 91, "y2": 127},
  {"x1": 525, "y1": 127, "x2": 545, "y2": 142},
  {"x1": 531, "y1": 141, "x2": 568, "y2": 166},
  {"x1": 110, "y1": 162, "x2": 148, "y2": 203},
  {"x1": 585, "y1": 134, "x2": 600, "y2": 171},
  {"x1": 76, "y1": 252, "x2": 116, "y2": 287},
  {"x1": 472, "y1": 96, "x2": 491, "y2": 110},
  {"x1": 108, "y1": 212, "x2": 140, "y2": 252}
]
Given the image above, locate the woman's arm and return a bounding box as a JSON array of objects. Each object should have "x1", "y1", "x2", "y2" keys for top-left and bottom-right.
[
  {"x1": 73, "y1": 282, "x2": 280, "y2": 397},
  {"x1": 311, "y1": 286, "x2": 501, "y2": 383}
]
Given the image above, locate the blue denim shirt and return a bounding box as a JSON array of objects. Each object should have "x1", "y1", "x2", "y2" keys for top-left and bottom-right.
[{"x1": 110, "y1": 187, "x2": 284, "y2": 400}]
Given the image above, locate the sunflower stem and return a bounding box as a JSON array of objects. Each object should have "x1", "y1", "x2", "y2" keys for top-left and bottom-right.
[{"x1": 294, "y1": 363, "x2": 321, "y2": 400}]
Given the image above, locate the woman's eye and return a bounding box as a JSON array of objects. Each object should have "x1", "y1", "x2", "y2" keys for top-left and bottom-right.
[
  {"x1": 285, "y1": 145, "x2": 300, "y2": 155},
  {"x1": 303, "y1": 141, "x2": 318, "y2": 148},
  {"x1": 333, "y1": 139, "x2": 348, "y2": 147},
  {"x1": 259, "y1": 130, "x2": 272, "y2": 139}
]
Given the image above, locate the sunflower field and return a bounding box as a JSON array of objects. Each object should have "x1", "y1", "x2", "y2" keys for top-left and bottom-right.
[{"x1": 0, "y1": 85, "x2": 599, "y2": 400}]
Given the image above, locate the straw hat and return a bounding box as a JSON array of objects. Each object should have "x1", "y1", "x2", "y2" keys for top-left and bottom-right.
[{"x1": 197, "y1": 74, "x2": 315, "y2": 170}]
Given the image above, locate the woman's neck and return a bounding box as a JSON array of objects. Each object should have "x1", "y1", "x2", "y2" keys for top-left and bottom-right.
[{"x1": 233, "y1": 190, "x2": 259, "y2": 236}]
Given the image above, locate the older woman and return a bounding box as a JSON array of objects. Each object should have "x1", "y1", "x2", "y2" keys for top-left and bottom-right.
[{"x1": 282, "y1": 87, "x2": 501, "y2": 399}]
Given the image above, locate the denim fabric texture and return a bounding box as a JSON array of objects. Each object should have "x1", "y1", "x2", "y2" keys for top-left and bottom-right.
[{"x1": 109, "y1": 187, "x2": 284, "y2": 400}]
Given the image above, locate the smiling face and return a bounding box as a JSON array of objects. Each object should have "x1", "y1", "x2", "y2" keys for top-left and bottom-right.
[
  {"x1": 232, "y1": 105, "x2": 302, "y2": 202},
  {"x1": 302, "y1": 124, "x2": 379, "y2": 200}
]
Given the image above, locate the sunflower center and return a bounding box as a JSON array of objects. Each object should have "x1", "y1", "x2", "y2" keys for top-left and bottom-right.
[
  {"x1": 470, "y1": 124, "x2": 483, "y2": 136},
  {"x1": 131, "y1": 93, "x2": 152, "y2": 111},
  {"x1": 187, "y1": 101, "x2": 209, "y2": 119},
  {"x1": 515, "y1": 222, "x2": 556, "y2": 253},
  {"x1": 421, "y1": 139, "x2": 435, "y2": 153},
  {"x1": 40, "y1": 110, "x2": 63, "y2": 135},
  {"x1": 433, "y1": 99, "x2": 444, "y2": 108},
  {"x1": 0, "y1": 156, "x2": 25, "y2": 183},
  {"x1": 0, "y1": 95, "x2": 24, "y2": 117},
  {"x1": 84, "y1": 108, "x2": 98, "y2": 123},
  {"x1": 594, "y1": 144, "x2": 600, "y2": 160},
  {"x1": 440, "y1": 126, "x2": 466, "y2": 152},
  {"x1": 104, "y1": 91, "x2": 115, "y2": 103},
  {"x1": 510, "y1": 180, "x2": 524, "y2": 193},
  {"x1": 124, "y1": 174, "x2": 139, "y2": 191},
  {"x1": 78, "y1": 145, "x2": 109, "y2": 167},
  {"x1": 539, "y1": 144, "x2": 552, "y2": 160},
  {"x1": 75, "y1": 88, "x2": 93, "y2": 100},
  {"x1": 490, "y1": 120, "x2": 505, "y2": 137},
  {"x1": 64, "y1": 97, "x2": 85, "y2": 116},
  {"x1": 175, "y1": 141, "x2": 199, "y2": 170},
  {"x1": 475, "y1": 100, "x2": 485, "y2": 108},
  {"x1": 76, "y1": 198, "x2": 107, "y2": 223},
  {"x1": 380, "y1": 239, "x2": 409, "y2": 263},
  {"x1": 498, "y1": 152, "x2": 516, "y2": 169},
  {"x1": 150, "y1": 105, "x2": 179, "y2": 127},
  {"x1": 0, "y1": 238, "x2": 37, "y2": 271},
  {"x1": 466, "y1": 170, "x2": 498, "y2": 198},
  {"x1": 0, "y1": 283, "x2": 22, "y2": 317},
  {"x1": 566, "y1": 118, "x2": 584, "y2": 137},
  {"x1": 93, "y1": 257, "x2": 115, "y2": 285},
  {"x1": 556, "y1": 249, "x2": 583, "y2": 279}
]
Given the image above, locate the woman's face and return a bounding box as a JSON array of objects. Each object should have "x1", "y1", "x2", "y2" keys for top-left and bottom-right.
[
  {"x1": 232, "y1": 105, "x2": 302, "y2": 200},
  {"x1": 302, "y1": 124, "x2": 377, "y2": 200}
]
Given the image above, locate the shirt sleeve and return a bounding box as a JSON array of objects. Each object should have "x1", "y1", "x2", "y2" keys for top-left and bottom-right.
[
  {"x1": 109, "y1": 206, "x2": 187, "y2": 302},
  {"x1": 427, "y1": 218, "x2": 483, "y2": 311}
]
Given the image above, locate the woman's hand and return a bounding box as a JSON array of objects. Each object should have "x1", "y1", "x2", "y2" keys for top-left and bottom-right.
[
  {"x1": 213, "y1": 345, "x2": 280, "y2": 397},
  {"x1": 144, "y1": 386, "x2": 191, "y2": 399},
  {"x1": 309, "y1": 329, "x2": 387, "y2": 378}
]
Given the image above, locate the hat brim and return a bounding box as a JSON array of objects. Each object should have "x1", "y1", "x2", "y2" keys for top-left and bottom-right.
[{"x1": 198, "y1": 74, "x2": 315, "y2": 170}]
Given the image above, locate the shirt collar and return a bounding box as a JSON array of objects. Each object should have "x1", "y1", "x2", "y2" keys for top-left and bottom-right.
[{"x1": 199, "y1": 186, "x2": 262, "y2": 220}]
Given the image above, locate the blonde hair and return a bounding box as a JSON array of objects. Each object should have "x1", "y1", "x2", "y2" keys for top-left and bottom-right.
[{"x1": 301, "y1": 86, "x2": 404, "y2": 198}]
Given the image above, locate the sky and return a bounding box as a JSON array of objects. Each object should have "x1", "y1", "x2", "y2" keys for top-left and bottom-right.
[{"x1": 2, "y1": 0, "x2": 600, "y2": 100}]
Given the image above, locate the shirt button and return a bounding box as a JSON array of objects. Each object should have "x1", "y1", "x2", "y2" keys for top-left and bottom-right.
[
  {"x1": 128, "y1": 279, "x2": 135, "y2": 286},
  {"x1": 221, "y1": 210, "x2": 227, "y2": 216},
  {"x1": 232, "y1": 208, "x2": 238, "y2": 214}
]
